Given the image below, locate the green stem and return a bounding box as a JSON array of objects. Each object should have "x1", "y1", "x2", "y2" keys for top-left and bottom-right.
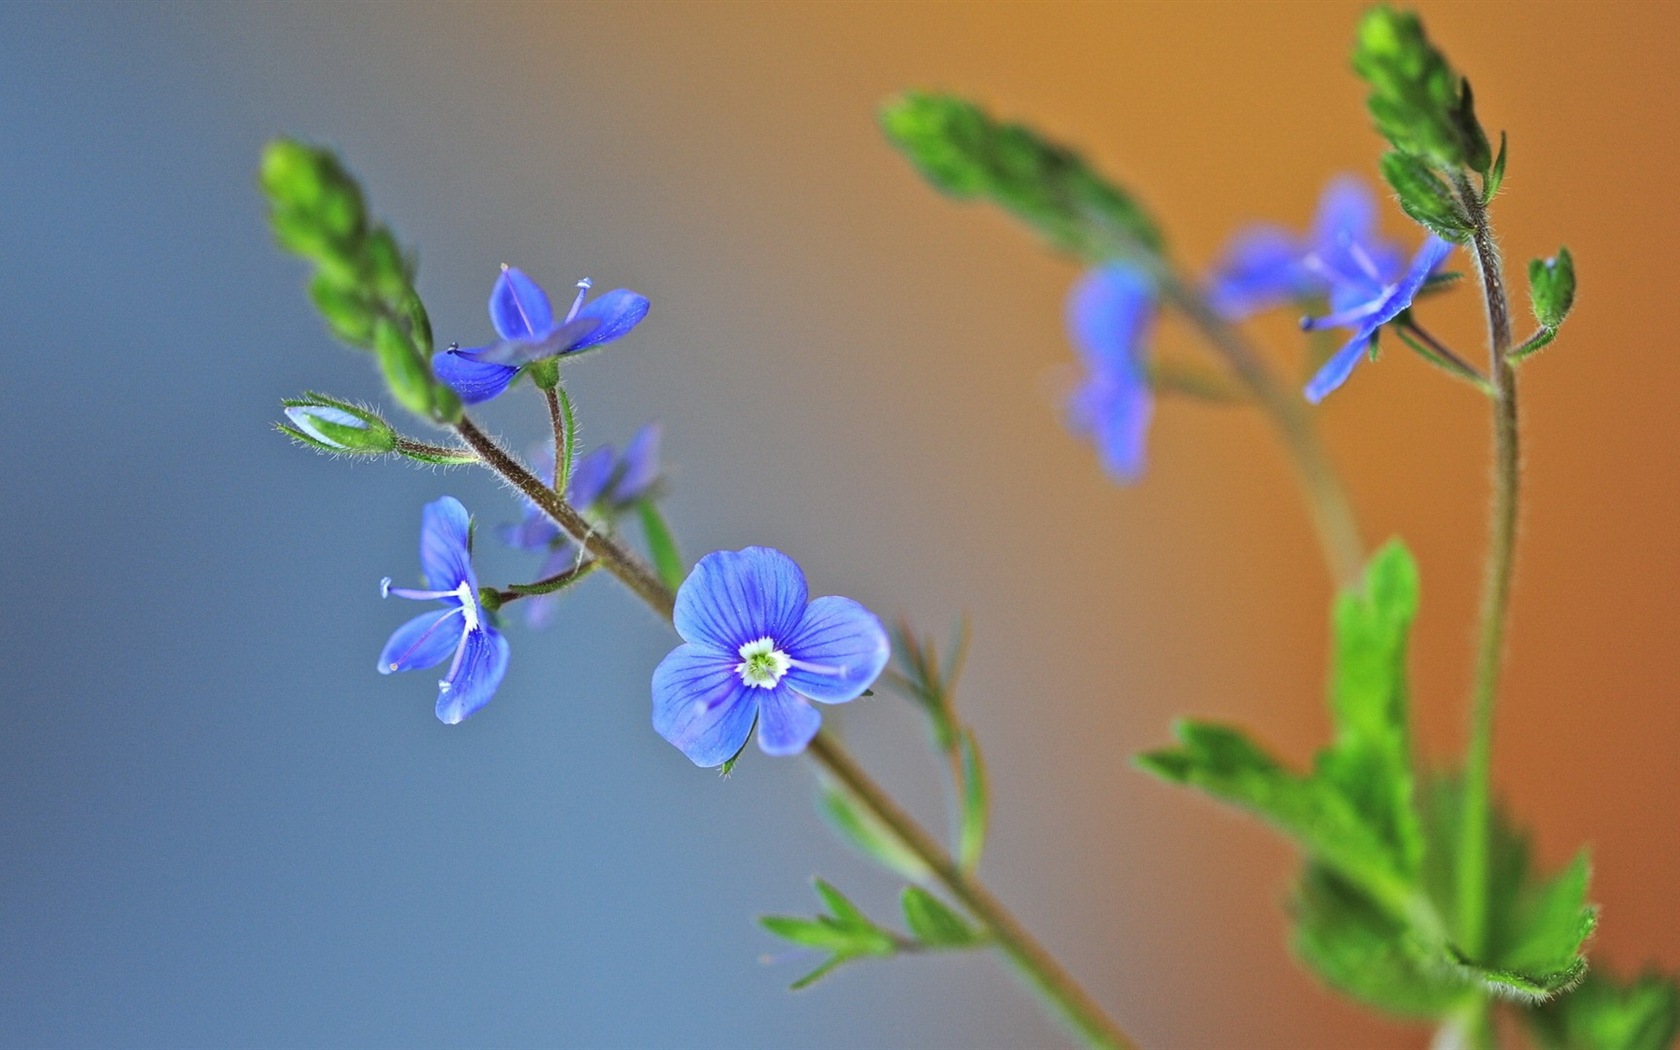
[
  {"x1": 1158, "y1": 273, "x2": 1366, "y2": 590},
  {"x1": 1453, "y1": 174, "x2": 1520, "y2": 1020},
  {"x1": 543, "y1": 383, "x2": 578, "y2": 496},
  {"x1": 456, "y1": 412, "x2": 1135, "y2": 1050}
]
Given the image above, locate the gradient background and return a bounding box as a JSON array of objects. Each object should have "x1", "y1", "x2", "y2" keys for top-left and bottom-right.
[{"x1": 3, "y1": 2, "x2": 1677, "y2": 1047}]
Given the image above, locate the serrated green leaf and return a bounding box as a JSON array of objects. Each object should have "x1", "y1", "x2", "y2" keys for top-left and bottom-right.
[
  {"x1": 1136, "y1": 720, "x2": 1416, "y2": 919},
  {"x1": 957, "y1": 730, "x2": 988, "y2": 871},
  {"x1": 880, "y1": 92, "x2": 1163, "y2": 261},
  {"x1": 819, "y1": 786, "x2": 930, "y2": 881},
  {"x1": 1527, "y1": 970, "x2": 1680, "y2": 1050},
  {"x1": 901, "y1": 886, "x2": 980, "y2": 948},
  {"x1": 1317, "y1": 540, "x2": 1425, "y2": 880},
  {"x1": 636, "y1": 499, "x2": 686, "y2": 593},
  {"x1": 1380, "y1": 151, "x2": 1472, "y2": 242},
  {"x1": 1293, "y1": 864, "x2": 1473, "y2": 1018}
]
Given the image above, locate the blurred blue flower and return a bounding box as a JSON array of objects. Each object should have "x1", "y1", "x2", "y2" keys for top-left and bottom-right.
[
  {"x1": 500, "y1": 424, "x2": 663, "y2": 628},
  {"x1": 652, "y1": 547, "x2": 889, "y2": 767},
  {"x1": 1300, "y1": 235, "x2": 1454, "y2": 403},
  {"x1": 1065, "y1": 262, "x2": 1156, "y2": 484},
  {"x1": 379, "y1": 496, "x2": 510, "y2": 724},
  {"x1": 434, "y1": 265, "x2": 650, "y2": 404},
  {"x1": 1205, "y1": 177, "x2": 1404, "y2": 321}
]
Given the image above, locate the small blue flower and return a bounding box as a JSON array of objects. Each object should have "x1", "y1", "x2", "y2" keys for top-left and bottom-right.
[
  {"x1": 433, "y1": 265, "x2": 650, "y2": 404},
  {"x1": 500, "y1": 424, "x2": 664, "y2": 628},
  {"x1": 1065, "y1": 262, "x2": 1156, "y2": 484},
  {"x1": 379, "y1": 496, "x2": 510, "y2": 724},
  {"x1": 652, "y1": 547, "x2": 890, "y2": 767},
  {"x1": 1206, "y1": 177, "x2": 1403, "y2": 321},
  {"x1": 1300, "y1": 234, "x2": 1454, "y2": 403}
]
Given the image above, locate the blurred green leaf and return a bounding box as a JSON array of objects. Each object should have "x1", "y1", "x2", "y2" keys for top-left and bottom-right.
[
  {"x1": 881, "y1": 92, "x2": 1163, "y2": 261},
  {"x1": 636, "y1": 499, "x2": 687, "y2": 593},
  {"x1": 1353, "y1": 7, "x2": 1492, "y2": 173},
  {"x1": 901, "y1": 886, "x2": 980, "y2": 948},
  {"x1": 1527, "y1": 970, "x2": 1680, "y2": 1050},
  {"x1": 819, "y1": 786, "x2": 930, "y2": 881},
  {"x1": 957, "y1": 730, "x2": 988, "y2": 872}
]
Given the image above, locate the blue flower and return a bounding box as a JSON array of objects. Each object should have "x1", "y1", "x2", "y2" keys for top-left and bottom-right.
[
  {"x1": 433, "y1": 266, "x2": 650, "y2": 404},
  {"x1": 378, "y1": 496, "x2": 510, "y2": 724},
  {"x1": 1300, "y1": 234, "x2": 1454, "y2": 403},
  {"x1": 1065, "y1": 262, "x2": 1156, "y2": 484},
  {"x1": 1206, "y1": 177, "x2": 1403, "y2": 320},
  {"x1": 500, "y1": 424, "x2": 663, "y2": 628},
  {"x1": 652, "y1": 547, "x2": 890, "y2": 767}
]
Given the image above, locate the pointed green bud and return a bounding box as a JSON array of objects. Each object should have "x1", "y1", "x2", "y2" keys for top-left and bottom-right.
[
  {"x1": 881, "y1": 91, "x2": 1163, "y2": 259},
  {"x1": 260, "y1": 139, "x2": 367, "y2": 244},
  {"x1": 1379, "y1": 151, "x2": 1472, "y2": 242},
  {"x1": 1528, "y1": 247, "x2": 1575, "y2": 329},
  {"x1": 279, "y1": 395, "x2": 396, "y2": 454},
  {"x1": 308, "y1": 272, "x2": 376, "y2": 347},
  {"x1": 1354, "y1": 8, "x2": 1492, "y2": 173},
  {"x1": 372, "y1": 317, "x2": 435, "y2": 418}
]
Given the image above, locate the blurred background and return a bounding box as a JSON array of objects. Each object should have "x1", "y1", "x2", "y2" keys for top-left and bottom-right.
[{"x1": 3, "y1": 1, "x2": 1677, "y2": 1046}]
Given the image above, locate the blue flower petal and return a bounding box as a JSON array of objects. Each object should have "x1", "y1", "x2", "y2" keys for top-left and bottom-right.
[
  {"x1": 569, "y1": 289, "x2": 650, "y2": 351},
  {"x1": 567, "y1": 446, "x2": 617, "y2": 508},
  {"x1": 1066, "y1": 263, "x2": 1153, "y2": 374},
  {"x1": 673, "y1": 547, "x2": 809, "y2": 652},
  {"x1": 756, "y1": 684, "x2": 822, "y2": 757},
  {"x1": 782, "y1": 596, "x2": 890, "y2": 704},
  {"x1": 1371, "y1": 236, "x2": 1454, "y2": 328},
  {"x1": 435, "y1": 627, "x2": 510, "y2": 724},
  {"x1": 651, "y1": 642, "x2": 759, "y2": 767},
  {"x1": 470, "y1": 315, "x2": 602, "y2": 367},
  {"x1": 1206, "y1": 225, "x2": 1307, "y2": 319},
  {"x1": 378, "y1": 608, "x2": 463, "y2": 674},
  {"x1": 489, "y1": 267, "x2": 555, "y2": 342},
  {"x1": 1304, "y1": 327, "x2": 1378, "y2": 404},
  {"x1": 419, "y1": 496, "x2": 475, "y2": 591},
  {"x1": 615, "y1": 423, "x2": 662, "y2": 502},
  {"x1": 433, "y1": 348, "x2": 520, "y2": 404},
  {"x1": 1068, "y1": 370, "x2": 1153, "y2": 484},
  {"x1": 498, "y1": 513, "x2": 560, "y2": 553},
  {"x1": 1312, "y1": 176, "x2": 1380, "y2": 250}
]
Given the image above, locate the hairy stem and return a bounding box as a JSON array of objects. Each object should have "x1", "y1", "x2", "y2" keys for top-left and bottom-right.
[
  {"x1": 457, "y1": 412, "x2": 1134, "y2": 1050},
  {"x1": 1158, "y1": 273, "x2": 1366, "y2": 590},
  {"x1": 1454, "y1": 173, "x2": 1520, "y2": 1018}
]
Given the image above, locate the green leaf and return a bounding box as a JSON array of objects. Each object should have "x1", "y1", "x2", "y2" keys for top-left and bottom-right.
[
  {"x1": 819, "y1": 786, "x2": 930, "y2": 881},
  {"x1": 1317, "y1": 540, "x2": 1425, "y2": 881},
  {"x1": 759, "y1": 915, "x2": 876, "y2": 955},
  {"x1": 1527, "y1": 970, "x2": 1680, "y2": 1050},
  {"x1": 1418, "y1": 774, "x2": 1598, "y2": 1003},
  {"x1": 1380, "y1": 151, "x2": 1472, "y2": 242},
  {"x1": 957, "y1": 730, "x2": 989, "y2": 872},
  {"x1": 636, "y1": 499, "x2": 687, "y2": 593},
  {"x1": 1292, "y1": 864, "x2": 1473, "y2": 1018},
  {"x1": 880, "y1": 92, "x2": 1163, "y2": 261},
  {"x1": 901, "y1": 887, "x2": 980, "y2": 948},
  {"x1": 1353, "y1": 8, "x2": 1492, "y2": 172},
  {"x1": 1136, "y1": 720, "x2": 1417, "y2": 919},
  {"x1": 1483, "y1": 131, "x2": 1508, "y2": 202},
  {"x1": 760, "y1": 878, "x2": 899, "y2": 991},
  {"x1": 1529, "y1": 246, "x2": 1576, "y2": 329}
]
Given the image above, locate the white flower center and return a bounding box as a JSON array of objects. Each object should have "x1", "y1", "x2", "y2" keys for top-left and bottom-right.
[
  {"x1": 736, "y1": 636, "x2": 791, "y2": 689},
  {"x1": 455, "y1": 581, "x2": 481, "y2": 632}
]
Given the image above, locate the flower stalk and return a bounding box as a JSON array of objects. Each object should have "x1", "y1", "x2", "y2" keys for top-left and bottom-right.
[
  {"x1": 1453, "y1": 171, "x2": 1521, "y2": 1042},
  {"x1": 452, "y1": 410, "x2": 1136, "y2": 1050}
]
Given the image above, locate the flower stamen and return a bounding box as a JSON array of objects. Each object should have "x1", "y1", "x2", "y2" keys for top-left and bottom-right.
[{"x1": 736, "y1": 636, "x2": 791, "y2": 689}]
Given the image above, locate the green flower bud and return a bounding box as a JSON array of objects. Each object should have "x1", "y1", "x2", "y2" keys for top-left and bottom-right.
[
  {"x1": 280, "y1": 396, "x2": 396, "y2": 454},
  {"x1": 1528, "y1": 247, "x2": 1576, "y2": 329},
  {"x1": 1354, "y1": 8, "x2": 1492, "y2": 174}
]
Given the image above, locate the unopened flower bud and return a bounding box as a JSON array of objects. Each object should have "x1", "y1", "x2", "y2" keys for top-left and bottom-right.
[{"x1": 280, "y1": 397, "x2": 396, "y2": 454}]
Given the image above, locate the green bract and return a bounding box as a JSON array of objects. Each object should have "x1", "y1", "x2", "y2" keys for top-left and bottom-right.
[
  {"x1": 1529, "y1": 247, "x2": 1577, "y2": 329},
  {"x1": 1354, "y1": 7, "x2": 1492, "y2": 174},
  {"x1": 880, "y1": 92, "x2": 1163, "y2": 260}
]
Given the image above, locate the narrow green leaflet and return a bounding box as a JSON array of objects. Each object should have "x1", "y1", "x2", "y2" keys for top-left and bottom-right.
[
  {"x1": 760, "y1": 879, "x2": 897, "y2": 991},
  {"x1": 1527, "y1": 970, "x2": 1680, "y2": 1050},
  {"x1": 901, "y1": 887, "x2": 981, "y2": 948},
  {"x1": 957, "y1": 730, "x2": 988, "y2": 872},
  {"x1": 636, "y1": 498, "x2": 687, "y2": 593},
  {"x1": 818, "y1": 786, "x2": 931, "y2": 881},
  {"x1": 880, "y1": 92, "x2": 1163, "y2": 261}
]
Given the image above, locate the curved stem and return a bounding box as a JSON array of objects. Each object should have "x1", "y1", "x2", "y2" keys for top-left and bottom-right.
[
  {"x1": 1158, "y1": 273, "x2": 1366, "y2": 590},
  {"x1": 455, "y1": 411, "x2": 1135, "y2": 1049},
  {"x1": 1453, "y1": 173, "x2": 1520, "y2": 1018}
]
